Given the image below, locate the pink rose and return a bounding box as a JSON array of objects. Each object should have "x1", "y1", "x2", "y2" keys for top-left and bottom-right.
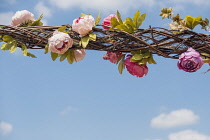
[
  {"x1": 102, "y1": 14, "x2": 118, "y2": 29},
  {"x1": 11, "y1": 10, "x2": 35, "y2": 26},
  {"x1": 74, "y1": 49, "x2": 86, "y2": 62},
  {"x1": 124, "y1": 55, "x2": 148, "y2": 77},
  {"x1": 178, "y1": 48, "x2": 204, "y2": 72},
  {"x1": 48, "y1": 31, "x2": 73, "y2": 54},
  {"x1": 72, "y1": 15, "x2": 95, "y2": 37},
  {"x1": 103, "y1": 51, "x2": 123, "y2": 64}
]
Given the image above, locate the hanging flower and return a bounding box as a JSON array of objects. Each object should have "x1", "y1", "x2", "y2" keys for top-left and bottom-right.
[
  {"x1": 74, "y1": 49, "x2": 86, "y2": 62},
  {"x1": 178, "y1": 48, "x2": 204, "y2": 72},
  {"x1": 48, "y1": 31, "x2": 73, "y2": 54},
  {"x1": 72, "y1": 15, "x2": 95, "y2": 37},
  {"x1": 102, "y1": 14, "x2": 118, "y2": 29},
  {"x1": 124, "y1": 55, "x2": 148, "y2": 77},
  {"x1": 11, "y1": 10, "x2": 35, "y2": 26},
  {"x1": 103, "y1": 51, "x2": 123, "y2": 64}
]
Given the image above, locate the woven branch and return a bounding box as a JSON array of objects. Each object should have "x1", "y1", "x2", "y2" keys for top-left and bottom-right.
[{"x1": 1, "y1": 24, "x2": 210, "y2": 59}]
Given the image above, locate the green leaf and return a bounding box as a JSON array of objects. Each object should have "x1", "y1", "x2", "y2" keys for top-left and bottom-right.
[
  {"x1": 132, "y1": 54, "x2": 143, "y2": 60},
  {"x1": 1, "y1": 42, "x2": 15, "y2": 51},
  {"x1": 51, "y1": 52, "x2": 58, "y2": 61},
  {"x1": 67, "y1": 50, "x2": 74, "y2": 64},
  {"x1": 117, "y1": 10, "x2": 123, "y2": 24},
  {"x1": 80, "y1": 13, "x2": 86, "y2": 17},
  {"x1": 137, "y1": 13, "x2": 146, "y2": 28},
  {"x1": 133, "y1": 10, "x2": 140, "y2": 28},
  {"x1": 125, "y1": 17, "x2": 135, "y2": 29},
  {"x1": 60, "y1": 51, "x2": 68, "y2": 62},
  {"x1": 10, "y1": 45, "x2": 17, "y2": 53},
  {"x1": 89, "y1": 33, "x2": 96, "y2": 41},
  {"x1": 95, "y1": 11, "x2": 101, "y2": 25},
  {"x1": 57, "y1": 26, "x2": 67, "y2": 32},
  {"x1": 31, "y1": 14, "x2": 43, "y2": 26},
  {"x1": 81, "y1": 36, "x2": 90, "y2": 48},
  {"x1": 185, "y1": 16, "x2": 202, "y2": 30},
  {"x1": 44, "y1": 44, "x2": 49, "y2": 54},
  {"x1": 23, "y1": 49, "x2": 28, "y2": 56},
  {"x1": 118, "y1": 59, "x2": 125, "y2": 74},
  {"x1": 110, "y1": 17, "x2": 120, "y2": 28},
  {"x1": 27, "y1": 52, "x2": 37, "y2": 58},
  {"x1": 3, "y1": 35, "x2": 13, "y2": 42},
  {"x1": 116, "y1": 54, "x2": 126, "y2": 64}
]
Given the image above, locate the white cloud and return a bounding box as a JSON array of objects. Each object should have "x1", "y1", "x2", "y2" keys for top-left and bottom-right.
[
  {"x1": 48, "y1": 0, "x2": 156, "y2": 12},
  {"x1": 169, "y1": 130, "x2": 210, "y2": 140},
  {"x1": 34, "y1": 2, "x2": 52, "y2": 18},
  {"x1": 60, "y1": 106, "x2": 78, "y2": 116},
  {"x1": 0, "y1": 12, "x2": 14, "y2": 25},
  {"x1": 150, "y1": 109, "x2": 199, "y2": 129},
  {"x1": 47, "y1": 0, "x2": 210, "y2": 12},
  {"x1": 0, "y1": 121, "x2": 13, "y2": 136}
]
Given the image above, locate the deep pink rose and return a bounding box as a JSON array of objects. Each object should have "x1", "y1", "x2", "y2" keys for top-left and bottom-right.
[
  {"x1": 124, "y1": 55, "x2": 148, "y2": 77},
  {"x1": 11, "y1": 10, "x2": 35, "y2": 26},
  {"x1": 48, "y1": 31, "x2": 73, "y2": 54},
  {"x1": 178, "y1": 48, "x2": 204, "y2": 72},
  {"x1": 74, "y1": 49, "x2": 86, "y2": 62},
  {"x1": 103, "y1": 51, "x2": 123, "y2": 64},
  {"x1": 72, "y1": 15, "x2": 95, "y2": 37},
  {"x1": 102, "y1": 14, "x2": 118, "y2": 29}
]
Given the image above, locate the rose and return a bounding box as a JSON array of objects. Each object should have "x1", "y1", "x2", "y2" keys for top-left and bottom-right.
[
  {"x1": 11, "y1": 10, "x2": 35, "y2": 26},
  {"x1": 178, "y1": 48, "x2": 204, "y2": 72},
  {"x1": 102, "y1": 14, "x2": 118, "y2": 29},
  {"x1": 74, "y1": 49, "x2": 86, "y2": 62},
  {"x1": 124, "y1": 55, "x2": 148, "y2": 77},
  {"x1": 103, "y1": 51, "x2": 123, "y2": 64},
  {"x1": 72, "y1": 15, "x2": 95, "y2": 37},
  {"x1": 48, "y1": 31, "x2": 73, "y2": 54}
]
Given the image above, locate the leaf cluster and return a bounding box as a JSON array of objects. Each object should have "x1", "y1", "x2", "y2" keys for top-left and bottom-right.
[
  {"x1": 110, "y1": 10, "x2": 146, "y2": 33},
  {"x1": 130, "y1": 50, "x2": 156, "y2": 65}
]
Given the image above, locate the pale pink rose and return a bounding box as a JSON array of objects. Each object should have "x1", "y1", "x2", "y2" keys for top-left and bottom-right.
[
  {"x1": 72, "y1": 15, "x2": 95, "y2": 37},
  {"x1": 48, "y1": 31, "x2": 73, "y2": 54},
  {"x1": 73, "y1": 49, "x2": 86, "y2": 62},
  {"x1": 124, "y1": 55, "x2": 148, "y2": 77},
  {"x1": 103, "y1": 51, "x2": 123, "y2": 64},
  {"x1": 102, "y1": 14, "x2": 118, "y2": 29},
  {"x1": 11, "y1": 10, "x2": 35, "y2": 26}
]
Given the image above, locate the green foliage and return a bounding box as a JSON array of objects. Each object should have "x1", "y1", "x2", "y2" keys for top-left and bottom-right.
[
  {"x1": 185, "y1": 16, "x2": 202, "y2": 30},
  {"x1": 44, "y1": 44, "x2": 49, "y2": 54},
  {"x1": 30, "y1": 14, "x2": 43, "y2": 26},
  {"x1": 117, "y1": 54, "x2": 125, "y2": 74},
  {"x1": 80, "y1": 35, "x2": 90, "y2": 48},
  {"x1": 80, "y1": 13, "x2": 86, "y2": 17},
  {"x1": 160, "y1": 7, "x2": 174, "y2": 19},
  {"x1": 133, "y1": 11, "x2": 146, "y2": 29},
  {"x1": 130, "y1": 50, "x2": 156, "y2": 65},
  {"x1": 110, "y1": 10, "x2": 146, "y2": 33},
  {"x1": 67, "y1": 50, "x2": 75, "y2": 64},
  {"x1": 3, "y1": 35, "x2": 14, "y2": 42},
  {"x1": 57, "y1": 26, "x2": 67, "y2": 32},
  {"x1": 172, "y1": 14, "x2": 181, "y2": 22},
  {"x1": 95, "y1": 11, "x2": 101, "y2": 25},
  {"x1": 51, "y1": 52, "x2": 59, "y2": 61}
]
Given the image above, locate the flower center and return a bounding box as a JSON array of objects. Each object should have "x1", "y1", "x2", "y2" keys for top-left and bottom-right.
[
  {"x1": 57, "y1": 41, "x2": 68, "y2": 51},
  {"x1": 185, "y1": 61, "x2": 195, "y2": 70},
  {"x1": 76, "y1": 17, "x2": 84, "y2": 23}
]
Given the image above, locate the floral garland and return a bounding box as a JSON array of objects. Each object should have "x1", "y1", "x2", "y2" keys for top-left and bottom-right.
[{"x1": 0, "y1": 8, "x2": 210, "y2": 77}]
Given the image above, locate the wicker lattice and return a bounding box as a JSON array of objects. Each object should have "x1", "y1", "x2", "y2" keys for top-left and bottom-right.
[{"x1": 0, "y1": 24, "x2": 210, "y2": 59}]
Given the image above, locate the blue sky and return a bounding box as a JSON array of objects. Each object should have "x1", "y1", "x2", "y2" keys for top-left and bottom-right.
[{"x1": 0, "y1": 0, "x2": 210, "y2": 140}]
